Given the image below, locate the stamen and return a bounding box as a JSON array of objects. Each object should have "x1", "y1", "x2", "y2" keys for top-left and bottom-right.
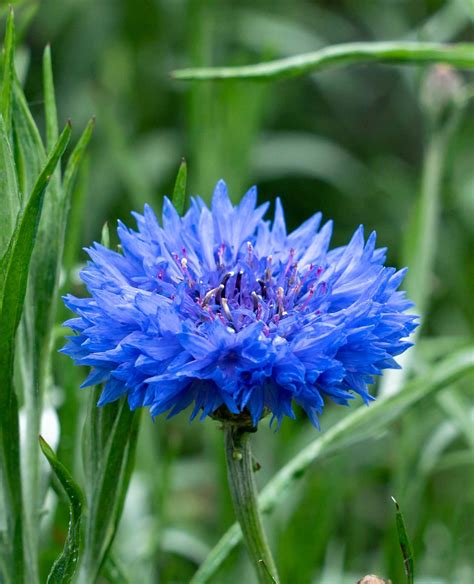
[
  {"x1": 235, "y1": 271, "x2": 243, "y2": 293},
  {"x1": 277, "y1": 286, "x2": 287, "y2": 316},
  {"x1": 284, "y1": 249, "x2": 296, "y2": 276},
  {"x1": 300, "y1": 285, "x2": 315, "y2": 310},
  {"x1": 220, "y1": 271, "x2": 234, "y2": 299},
  {"x1": 180, "y1": 257, "x2": 195, "y2": 287},
  {"x1": 251, "y1": 291, "x2": 259, "y2": 312},
  {"x1": 288, "y1": 263, "x2": 298, "y2": 286},
  {"x1": 257, "y1": 279, "x2": 267, "y2": 298},
  {"x1": 215, "y1": 283, "x2": 224, "y2": 304},
  {"x1": 247, "y1": 241, "x2": 253, "y2": 263},
  {"x1": 220, "y1": 297, "x2": 235, "y2": 326},
  {"x1": 202, "y1": 285, "x2": 223, "y2": 306},
  {"x1": 265, "y1": 256, "x2": 273, "y2": 281},
  {"x1": 217, "y1": 244, "x2": 226, "y2": 268}
]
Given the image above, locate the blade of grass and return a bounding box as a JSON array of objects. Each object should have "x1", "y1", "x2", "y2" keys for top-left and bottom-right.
[
  {"x1": 391, "y1": 497, "x2": 414, "y2": 584},
  {"x1": 1, "y1": 8, "x2": 15, "y2": 133},
  {"x1": 12, "y1": 77, "x2": 45, "y2": 197},
  {"x1": 379, "y1": 68, "x2": 468, "y2": 397},
  {"x1": 78, "y1": 392, "x2": 140, "y2": 584},
  {"x1": 19, "y1": 48, "x2": 63, "y2": 574},
  {"x1": 172, "y1": 158, "x2": 187, "y2": 215},
  {"x1": 190, "y1": 346, "x2": 474, "y2": 583},
  {"x1": 42, "y1": 45, "x2": 59, "y2": 151},
  {"x1": 0, "y1": 113, "x2": 20, "y2": 260},
  {"x1": 172, "y1": 41, "x2": 474, "y2": 81},
  {"x1": 0, "y1": 10, "x2": 19, "y2": 260},
  {"x1": 0, "y1": 122, "x2": 71, "y2": 584},
  {"x1": 39, "y1": 436, "x2": 84, "y2": 584}
]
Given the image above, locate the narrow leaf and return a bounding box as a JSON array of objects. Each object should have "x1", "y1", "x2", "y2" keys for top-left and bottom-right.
[
  {"x1": 172, "y1": 41, "x2": 474, "y2": 81},
  {"x1": 39, "y1": 436, "x2": 84, "y2": 584},
  {"x1": 1, "y1": 8, "x2": 15, "y2": 132},
  {"x1": 26, "y1": 116, "x2": 93, "y2": 401},
  {"x1": 391, "y1": 497, "x2": 414, "y2": 584},
  {"x1": 172, "y1": 158, "x2": 187, "y2": 215},
  {"x1": 0, "y1": 126, "x2": 71, "y2": 583},
  {"x1": 0, "y1": 113, "x2": 20, "y2": 260},
  {"x1": 63, "y1": 117, "x2": 95, "y2": 198},
  {"x1": 12, "y1": 76, "x2": 46, "y2": 198},
  {"x1": 79, "y1": 391, "x2": 140, "y2": 582},
  {"x1": 190, "y1": 346, "x2": 474, "y2": 583},
  {"x1": 0, "y1": 121, "x2": 71, "y2": 411},
  {"x1": 42, "y1": 44, "x2": 59, "y2": 151}
]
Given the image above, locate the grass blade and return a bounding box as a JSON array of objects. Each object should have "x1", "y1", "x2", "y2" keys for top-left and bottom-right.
[
  {"x1": 78, "y1": 391, "x2": 141, "y2": 583},
  {"x1": 0, "y1": 113, "x2": 20, "y2": 260},
  {"x1": 1, "y1": 7, "x2": 15, "y2": 133},
  {"x1": 0, "y1": 122, "x2": 71, "y2": 584},
  {"x1": 12, "y1": 78, "x2": 45, "y2": 196},
  {"x1": 172, "y1": 158, "x2": 187, "y2": 215},
  {"x1": 190, "y1": 346, "x2": 474, "y2": 583},
  {"x1": 42, "y1": 44, "x2": 59, "y2": 151},
  {"x1": 172, "y1": 41, "x2": 474, "y2": 81},
  {"x1": 39, "y1": 436, "x2": 84, "y2": 584},
  {"x1": 63, "y1": 117, "x2": 95, "y2": 197},
  {"x1": 391, "y1": 497, "x2": 414, "y2": 584}
]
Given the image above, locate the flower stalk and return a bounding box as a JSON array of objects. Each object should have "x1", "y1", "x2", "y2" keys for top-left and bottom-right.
[{"x1": 224, "y1": 423, "x2": 279, "y2": 583}]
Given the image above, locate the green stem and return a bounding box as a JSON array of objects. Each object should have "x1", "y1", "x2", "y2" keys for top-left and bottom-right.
[
  {"x1": 172, "y1": 41, "x2": 474, "y2": 81},
  {"x1": 224, "y1": 424, "x2": 279, "y2": 584}
]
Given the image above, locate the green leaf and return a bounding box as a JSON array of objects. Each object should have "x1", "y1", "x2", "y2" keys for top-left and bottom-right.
[
  {"x1": 12, "y1": 77, "x2": 46, "y2": 198},
  {"x1": 172, "y1": 41, "x2": 474, "y2": 81},
  {"x1": 63, "y1": 117, "x2": 95, "y2": 198},
  {"x1": 0, "y1": 113, "x2": 20, "y2": 260},
  {"x1": 190, "y1": 346, "x2": 474, "y2": 583},
  {"x1": 39, "y1": 436, "x2": 84, "y2": 584},
  {"x1": 0, "y1": 117, "x2": 71, "y2": 403},
  {"x1": 0, "y1": 122, "x2": 71, "y2": 584},
  {"x1": 172, "y1": 158, "x2": 187, "y2": 215},
  {"x1": 391, "y1": 497, "x2": 414, "y2": 584},
  {"x1": 79, "y1": 391, "x2": 141, "y2": 583},
  {"x1": 42, "y1": 44, "x2": 59, "y2": 151},
  {"x1": 1, "y1": 8, "x2": 15, "y2": 133},
  {"x1": 26, "y1": 113, "x2": 93, "y2": 399}
]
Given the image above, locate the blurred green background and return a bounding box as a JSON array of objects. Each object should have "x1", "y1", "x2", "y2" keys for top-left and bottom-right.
[{"x1": 9, "y1": 0, "x2": 474, "y2": 582}]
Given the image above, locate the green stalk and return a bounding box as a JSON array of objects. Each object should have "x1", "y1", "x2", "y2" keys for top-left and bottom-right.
[
  {"x1": 172, "y1": 41, "x2": 474, "y2": 81},
  {"x1": 224, "y1": 424, "x2": 279, "y2": 584}
]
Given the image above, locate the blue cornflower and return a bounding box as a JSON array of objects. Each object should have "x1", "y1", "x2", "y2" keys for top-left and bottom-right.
[{"x1": 62, "y1": 181, "x2": 417, "y2": 427}]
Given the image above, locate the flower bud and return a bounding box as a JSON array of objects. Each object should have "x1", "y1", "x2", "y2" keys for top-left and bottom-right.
[{"x1": 357, "y1": 576, "x2": 392, "y2": 584}]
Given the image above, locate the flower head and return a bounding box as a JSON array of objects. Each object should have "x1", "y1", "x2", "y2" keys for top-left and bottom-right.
[{"x1": 62, "y1": 181, "x2": 417, "y2": 427}]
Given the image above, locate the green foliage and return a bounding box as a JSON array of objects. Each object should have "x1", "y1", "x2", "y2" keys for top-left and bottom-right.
[
  {"x1": 172, "y1": 41, "x2": 474, "y2": 81},
  {"x1": 191, "y1": 346, "x2": 474, "y2": 583},
  {"x1": 172, "y1": 158, "x2": 187, "y2": 215},
  {"x1": 1, "y1": 8, "x2": 15, "y2": 132},
  {"x1": 39, "y1": 436, "x2": 84, "y2": 584},
  {"x1": 79, "y1": 390, "x2": 141, "y2": 583},
  {"x1": 0, "y1": 2, "x2": 473, "y2": 584},
  {"x1": 392, "y1": 497, "x2": 414, "y2": 584},
  {"x1": 0, "y1": 120, "x2": 70, "y2": 582},
  {"x1": 0, "y1": 11, "x2": 91, "y2": 584}
]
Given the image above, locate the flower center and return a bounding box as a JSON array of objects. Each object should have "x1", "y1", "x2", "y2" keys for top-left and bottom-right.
[{"x1": 191, "y1": 248, "x2": 325, "y2": 331}]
